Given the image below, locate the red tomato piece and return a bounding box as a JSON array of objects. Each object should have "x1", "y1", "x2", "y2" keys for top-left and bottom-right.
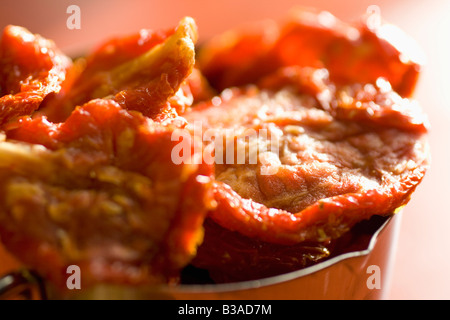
[
  {"x1": 0, "y1": 25, "x2": 71, "y2": 127},
  {"x1": 41, "y1": 17, "x2": 200, "y2": 124},
  {"x1": 0, "y1": 99, "x2": 214, "y2": 289},
  {"x1": 183, "y1": 75, "x2": 428, "y2": 246},
  {"x1": 198, "y1": 7, "x2": 422, "y2": 97}
]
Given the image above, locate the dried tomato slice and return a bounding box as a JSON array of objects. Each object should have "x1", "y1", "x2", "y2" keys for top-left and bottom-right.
[
  {"x1": 197, "y1": 7, "x2": 422, "y2": 97},
  {"x1": 192, "y1": 214, "x2": 390, "y2": 283},
  {"x1": 40, "y1": 17, "x2": 199, "y2": 123},
  {"x1": 183, "y1": 75, "x2": 429, "y2": 246},
  {"x1": 0, "y1": 99, "x2": 214, "y2": 289},
  {"x1": 192, "y1": 218, "x2": 331, "y2": 283},
  {"x1": 0, "y1": 11, "x2": 429, "y2": 289},
  {"x1": 186, "y1": 78, "x2": 428, "y2": 281},
  {"x1": 197, "y1": 19, "x2": 280, "y2": 93},
  {"x1": 0, "y1": 25, "x2": 71, "y2": 127},
  {"x1": 258, "y1": 66, "x2": 429, "y2": 133}
]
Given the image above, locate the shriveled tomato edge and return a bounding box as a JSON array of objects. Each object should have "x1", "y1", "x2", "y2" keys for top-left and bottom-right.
[
  {"x1": 0, "y1": 25, "x2": 72, "y2": 127},
  {"x1": 209, "y1": 158, "x2": 428, "y2": 245}
]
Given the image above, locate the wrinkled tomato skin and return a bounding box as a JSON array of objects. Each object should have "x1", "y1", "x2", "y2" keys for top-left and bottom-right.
[
  {"x1": 0, "y1": 25, "x2": 71, "y2": 127},
  {"x1": 197, "y1": 19, "x2": 281, "y2": 93},
  {"x1": 257, "y1": 66, "x2": 429, "y2": 133},
  {"x1": 198, "y1": 8, "x2": 421, "y2": 97},
  {"x1": 182, "y1": 70, "x2": 429, "y2": 246},
  {"x1": 0, "y1": 10, "x2": 430, "y2": 288},
  {"x1": 188, "y1": 78, "x2": 428, "y2": 280},
  {"x1": 84, "y1": 28, "x2": 175, "y2": 74},
  {"x1": 38, "y1": 27, "x2": 173, "y2": 122},
  {"x1": 0, "y1": 19, "x2": 218, "y2": 289},
  {"x1": 40, "y1": 18, "x2": 201, "y2": 124},
  {"x1": 0, "y1": 99, "x2": 214, "y2": 289},
  {"x1": 5, "y1": 116, "x2": 61, "y2": 148},
  {"x1": 275, "y1": 17, "x2": 421, "y2": 98}
]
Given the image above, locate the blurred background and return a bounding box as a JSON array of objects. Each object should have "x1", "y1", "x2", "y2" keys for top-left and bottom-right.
[{"x1": 0, "y1": 0, "x2": 449, "y2": 299}]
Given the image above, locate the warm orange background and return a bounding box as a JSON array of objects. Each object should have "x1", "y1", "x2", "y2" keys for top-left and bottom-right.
[{"x1": 0, "y1": 0, "x2": 449, "y2": 300}]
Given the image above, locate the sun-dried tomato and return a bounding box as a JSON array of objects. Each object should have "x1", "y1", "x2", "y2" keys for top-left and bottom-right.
[
  {"x1": 0, "y1": 18, "x2": 217, "y2": 289},
  {"x1": 0, "y1": 99, "x2": 214, "y2": 289},
  {"x1": 192, "y1": 218, "x2": 331, "y2": 283},
  {"x1": 185, "y1": 62, "x2": 428, "y2": 281},
  {"x1": 0, "y1": 25, "x2": 71, "y2": 127},
  {"x1": 258, "y1": 65, "x2": 429, "y2": 133},
  {"x1": 198, "y1": 8, "x2": 421, "y2": 97},
  {"x1": 0, "y1": 10, "x2": 429, "y2": 289},
  {"x1": 183, "y1": 81, "x2": 428, "y2": 247},
  {"x1": 40, "y1": 17, "x2": 199, "y2": 124},
  {"x1": 192, "y1": 214, "x2": 390, "y2": 283}
]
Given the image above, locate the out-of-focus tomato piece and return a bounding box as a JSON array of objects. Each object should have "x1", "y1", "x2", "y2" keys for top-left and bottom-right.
[
  {"x1": 197, "y1": 19, "x2": 280, "y2": 93},
  {"x1": 197, "y1": 7, "x2": 422, "y2": 97},
  {"x1": 0, "y1": 25, "x2": 71, "y2": 127},
  {"x1": 0, "y1": 99, "x2": 214, "y2": 290},
  {"x1": 276, "y1": 8, "x2": 423, "y2": 97}
]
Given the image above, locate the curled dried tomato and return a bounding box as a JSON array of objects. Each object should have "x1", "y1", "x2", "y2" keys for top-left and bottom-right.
[
  {"x1": 185, "y1": 66, "x2": 428, "y2": 281},
  {"x1": 0, "y1": 25, "x2": 71, "y2": 127},
  {"x1": 258, "y1": 66, "x2": 429, "y2": 133},
  {"x1": 184, "y1": 82, "x2": 428, "y2": 246},
  {"x1": 0, "y1": 10, "x2": 430, "y2": 288},
  {"x1": 0, "y1": 18, "x2": 216, "y2": 290},
  {"x1": 40, "y1": 17, "x2": 201, "y2": 124},
  {"x1": 0, "y1": 99, "x2": 214, "y2": 289},
  {"x1": 197, "y1": 7, "x2": 422, "y2": 97}
]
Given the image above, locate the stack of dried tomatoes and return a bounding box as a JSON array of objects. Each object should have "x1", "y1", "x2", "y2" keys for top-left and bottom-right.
[{"x1": 0, "y1": 8, "x2": 429, "y2": 289}]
